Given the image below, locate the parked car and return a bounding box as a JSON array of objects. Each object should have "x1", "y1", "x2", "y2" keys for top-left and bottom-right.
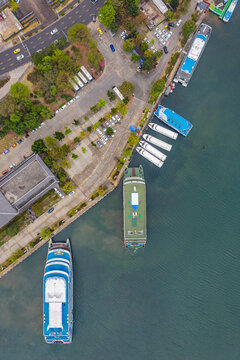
[
  {"x1": 68, "y1": 191, "x2": 75, "y2": 197},
  {"x1": 176, "y1": 19, "x2": 182, "y2": 27},
  {"x1": 3, "y1": 149, "x2": 9, "y2": 155},
  {"x1": 100, "y1": 137, "x2": 106, "y2": 145},
  {"x1": 163, "y1": 46, "x2": 168, "y2": 54},
  {"x1": 96, "y1": 128, "x2": 103, "y2": 136},
  {"x1": 91, "y1": 0, "x2": 97, "y2": 3},
  {"x1": 105, "y1": 120, "x2": 110, "y2": 127},
  {"x1": 96, "y1": 140, "x2": 103, "y2": 148},
  {"x1": 112, "y1": 116, "x2": 118, "y2": 124},
  {"x1": 109, "y1": 119, "x2": 115, "y2": 127},
  {"x1": 92, "y1": 14, "x2": 96, "y2": 22},
  {"x1": 100, "y1": 124, "x2": 107, "y2": 132},
  {"x1": 168, "y1": 22, "x2": 175, "y2": 27},
  {"x1": 110, "y1": 44, "x2": 115, "y2": 52},
  {"x1": 97, "y1": 27, "x2": 103, "y2": 35},
  {"x1": 9, "y1": 163, "x2": 16, "y2": 169},
  {"x1": 16, "y1": 54, "x2": 24, "y2": 61},
  {"x1": 48, "y1": 207, "x2": 54, "y2": 214},
  {"x1": 160, "y1": 39, "x2": 166, "y2": 45},
  {"x1": 13, "y1": 48, "x2": 20, "y2": 54},
  {"x1": 17, "y1": 138, "x2": 24, "y2": 144},
  {"x1": 2, "y1": 169, "x2": 8, "y2": 175},
  {"x1": 50, "y1": 28, "x2": 58, "y2": 35},
  {"x1": 11, "y1": 143, "x2": 17, "y2": 148},
  {"x1": 115, "y1": 115, "x2": 120, "y2": 122}
]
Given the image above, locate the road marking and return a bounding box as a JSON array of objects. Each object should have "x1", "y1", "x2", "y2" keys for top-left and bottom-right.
[
  {"x1": 68, "y1": 16, "x2": 72, "y2": 19},
  {"x1": 72, "y1": 20, "x2": 75, "y2": 23},
  {"x1": 82, "y1": 4, "x2": 86, "y2": 8},
  {"x1": 64, "y1": 25, "x2": 68, "y2": 30},
  {"x1": 40, "y1": 40, "x2": 44, "y2": 44},
  {"x1": 86, "y1": 8, "x2": 89, "y2": 12},
  {"x1": 5, "y1": 53, "x2": 9, "y2": 56},
  {"x1": 61, "y1": 21, "x2": 64, "y2": 25},
  {"x1": 29, "y1": 41, "x2": 34, "y2": 44},
  {"x1": 75, "y1": 10, "x2": 79, "y2": 13},
  {"x1": 39, "y1": 36, "x2": 42, "y2": 39},
  {"x1": 79, "y1": 14, "x2": 82, "y2": 18},
  {"x1": 97, "y1": 6, "x2": 100, "y2": 9},
  {"x1": 82, "y1": 19, "x2": 86, "y2": 23},
  {"x1": 46, "y1": 32, "x2": 49, "y2": 35},
  {"x1": 33, "y1": 45, "x2": 36, "y2": 48},
  {"x1": 1, "y1": 67, "x2": 5, "y2": 70}
]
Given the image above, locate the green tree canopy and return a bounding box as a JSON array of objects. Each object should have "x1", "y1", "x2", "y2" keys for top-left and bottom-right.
[
  {"x1": 128, "y1": 133, "x2": 139, "y2": 146},
  {"x1": 88, "y1": 48, "x2": 103, "y2": 68},
  {"x1": 32, "y1": 139, "x2": 46, "y2": 154},
  {"x1": 40, "y1": 227, "x2": 52, "y2": 240},
  {"x1": 98, "y1": 2, "x2": 116, "y2": 27},
  {"x1": 141, "y1": 41, "x2": 148, "y2": 51},
  {"x1": 10, "y1": 82, "x2": 29, "y2": 99},
  {"x1": 54, "y1": 131, "x2": 65, "y2": 141},
  {"x1": 119, "y1": 81, "x2": 135, "y2": 97},
  {"x1": 126, "y1": 0, "x2": 139, "y2": 16},
  {"x1": 141, "y1": 58, "x2": 154, "y2": 71},
  {"x1": 67, "y1": 23, "x2": 91, "y2": 44},
  {"x1": 106, "y1": 127, "x2": 113, "y2": 136},
  {"x1": 182, "y1": 20, "x2": 197, "y2": 41},
  {"x1": 63, "y1": 181, "x2": 75, "y2": 194},
  {"x1": 123, "y1": 39, "x2": 135, "y2": 52},
  {"x1": 170, "y1": 0, "x2": 179, "y2": 9},
  {"x1": 98, "y1": 98, "x2": 107, "y2": 108},
  {"x1": 131, "y1": 53, "x2": 141, "y2": 62},
  {"x1": 10, "y1": 0, "x2": 19, "y2": 12}
]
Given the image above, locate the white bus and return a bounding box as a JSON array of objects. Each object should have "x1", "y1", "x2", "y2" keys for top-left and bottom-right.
[
  {"x1": 77, "y1": 71, "x2": 88, "y2": 84},
  {"x1": 112, "y1": 86, "x2": 124, "y2": 101},
  {"x1": 80, "y1": 65, "x2": 93, "y2": 81},
  {"x1": 73, "y1": 75, "x2": 84, "y2": 88},
  {"x1": 69, "y1": 79, "x2": 79, "y2": 92}
]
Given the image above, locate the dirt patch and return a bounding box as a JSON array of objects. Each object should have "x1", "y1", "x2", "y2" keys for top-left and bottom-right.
[
  {"x1": 0, "y1": 132, "x2": 19, "y2": 154},
  {"x1": 0, "y1": 7, "x2": 23, "y2": 40}
]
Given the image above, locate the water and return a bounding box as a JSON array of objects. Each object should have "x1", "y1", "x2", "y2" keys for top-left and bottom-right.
[{"x1": 1, "y1": 12, "x2": 240, "y2": 360}]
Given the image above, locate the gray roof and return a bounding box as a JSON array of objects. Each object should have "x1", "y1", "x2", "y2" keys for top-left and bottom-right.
[{"x1": 0, "y1": 153, "x2": 59, "y2": 229}]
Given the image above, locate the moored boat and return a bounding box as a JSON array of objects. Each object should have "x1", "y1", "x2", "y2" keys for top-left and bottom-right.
[
  {"x1": 43, "y1": 238, "x2": 73, "y2": 344},
  {"x1": 139, "y1": 140, "x2": 167, "y2": 161},
  {"x1": 223, "y1": 0, "x2": 238, "y2": 22},
  {"x1": 123, "y1": 166, "x2": 147, "y2": 248}
]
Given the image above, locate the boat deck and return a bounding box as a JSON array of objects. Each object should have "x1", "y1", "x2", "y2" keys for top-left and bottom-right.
[{"x1": 123, "y1": 168, "x2": 146, "y2": 246}]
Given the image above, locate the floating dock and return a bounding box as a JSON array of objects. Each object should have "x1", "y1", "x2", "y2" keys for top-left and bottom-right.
[
  {"x1": 174, "y1": 23, "x2": 212, "y2": 87},
  {"x1": 143, "y1": 134, "x2": 172, "y2": 152},
  {"x1": 136, "y1": 147, "x2": 164, "y2": 168},
  {"x1": 123, "y1": 166, "x2": 147, "y2": 248},
  {"x1": 154, "y1": 105, "x2": 192, "y2": 137},
  {"x1": 148, "y1": 122, "x2": 178, "y2": 140},
  {"x1": 139, "y1": 141, "x2": 167, "y2": 161}
]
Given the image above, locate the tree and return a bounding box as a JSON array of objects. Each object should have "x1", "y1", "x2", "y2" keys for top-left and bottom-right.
[
  {"x1": 6, "y1": 222, "x2": 19, "y2": 236},
  {"x1": 119, "y1": 81, "x2": 135, "y2": 97},
  {"x1": 88, "y1": 48, "x2": 103, "y2": 68},
  {"x1": 123, "y1": 147, "x2": 132, "y2": 157},
  {"x1": 151, "y1": 78, "x2": 165, "y2": 95},
  {"x1": 131, "y1": 53, "x2": 141, "y2": 62},
  {"x1": 128, "y1": 133, "x2": 139, "y2": 146},
  {"x1": 144, "y1": 49, "x2": 153, "y2": 58},
  {"x1": 40, "y1": 106, "x2": 53, "y2": 119},
  {"x1": 141, "y1": 58, "x2": 154, "y2": 71},
  {"x1": 98, "y1": 2, "x2": 116, "y2": 27},
  {"x1": 63, "y1": 181, "x2": 75, "y2": 194},
  {"x1": 67, "y1": 23, "x2": 91, "y2": 44},
  {"x1": 135, "y1": 33, "x2": 144, "y2": 45},
  {"x1": 116, "y1": 101, "x2": 127, "y2": 116},
  {"x1": 166, "y1": 9, "x2": 175, "y2": 21},
  {"x1": 32, "y1": 139, "x2": 46, "y2": 154},
  {"x1": 10, "y1": 82, "x2": 29, "y2": 99},
  {"x1": 107, "y1": 127, "x2": 113, "y2": 136},
  {"x1": 24, "y1": 110, "x2": 40, "y2": 130},
  {"x1": 141, "y1": 41, "x2": 148, "y2": 51},
  {"x1": 74, "y1": 136, "x2": 80, "y2": 143},
  {"x1": 123, "y1": 39, "x2": 135, "y2": 52},
  {"x1": 10, "y1": 111, "x2": 21, "y2": 123},
  {"x1": 72, "y1": 153, "x2": 78, "y2": 159},
  {"x1": 81, "y1": 147, "x2": 87, "y2": 153},
  {"x1": 126, "y1": 0, "x2": 139, "y2": 16},
  {"x1": 107, "y1": 90, "x2": 116, "y2": 101},
  {"x1": 0, "y1": 94, "x2": 18, "y2": 118},
  {"x1": 54, "y1": 131, "x2": 65, "y2": 141},
  {"x1": 40, "y1": 227, "x2": 52, "y2": 240},
  {"x1": 80, "y1": 131, "x2": 86, "y2": 138},
  {"x1": 98, "y1": 98, "x2": 107, "y2": 108},
  {"x1": 110, "y1": 22, "x2": 118, "y2": 33},
  {"x1": 154, "y1": 50, "x2": 163, "y2": 60},
  {"x1": 93, "y1": 121, "x2": 100, "y2": 130},
  {"x1": 170, "y1": 0, "x2": 179, "y2": 9},
  {"x1": 182, "y1": 20, "x2": 197, "y2": 42},
  {"x1": 50, "y1": 85, "x2": 57, "y2": 96},
  {"x1": 10, "y1": 0, "x2": 19, "y2": 12}
]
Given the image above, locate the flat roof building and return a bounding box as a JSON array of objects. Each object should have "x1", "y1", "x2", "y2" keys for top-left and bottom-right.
[{"x1": 0, "y1": 153, "x2": 59, "y2": 229}]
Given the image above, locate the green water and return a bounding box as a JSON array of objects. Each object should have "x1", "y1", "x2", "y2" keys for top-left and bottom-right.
[{"x1": 1, "y1": 12, "x2": 240, "y2": 360}]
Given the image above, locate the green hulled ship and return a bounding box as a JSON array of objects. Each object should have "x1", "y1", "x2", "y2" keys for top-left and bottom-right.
[{"x1": 123, "y1": 166, "x2": 147, "y2": 248}]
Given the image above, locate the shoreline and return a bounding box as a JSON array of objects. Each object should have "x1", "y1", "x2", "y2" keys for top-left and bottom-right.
[{"x1": 0, "y1": 9, "x2": 208, "y2": 279}]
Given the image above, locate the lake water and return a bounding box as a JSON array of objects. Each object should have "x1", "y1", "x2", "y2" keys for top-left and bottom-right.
[{"x1": 1, "y1": 12, "x2": 240, "y2": 360}]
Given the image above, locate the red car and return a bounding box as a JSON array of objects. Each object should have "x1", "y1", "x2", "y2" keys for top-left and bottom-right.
[{"x1": 2, "y1": 169, "x2": 8, "y2": 175}]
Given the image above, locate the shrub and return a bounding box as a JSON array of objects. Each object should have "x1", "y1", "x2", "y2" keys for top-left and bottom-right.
[
  {"x1": 74, "y1": 136, "x2": 80, "y2": 143},
  {"x1": 81, "y1": 147, "x2": 87, "y2": 153},
  {"x1": 72, "y1": 153, "x2": 78, "y2": 159},
  {"x1": 64, "y1": 127, "x2": 72, "y2": 135}
]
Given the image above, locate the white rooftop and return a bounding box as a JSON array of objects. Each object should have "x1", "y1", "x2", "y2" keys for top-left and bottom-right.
[
  {"x1": 131, "y1": 192, "x2": 139, "y2": 206},
  {"x1": 152, "y1": 0, "x2": 168, "y2": 14},
  {"x1": 188, "y1": 37, "x2": 205, "y2": 61},
  {"x1": 45, "y1": 277, "x2": 66, "y2": 303}
]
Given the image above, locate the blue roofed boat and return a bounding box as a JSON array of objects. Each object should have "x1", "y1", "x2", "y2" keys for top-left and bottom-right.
[
  {"x1": 223, "y1": 0, "x2": 238, "y2": 22},
  {"x1": 43, "y1": 238, "x2": 73, "y2": 344},
  {"x1": 154, "y1": 105, "x2": 193, "y2": 137}
]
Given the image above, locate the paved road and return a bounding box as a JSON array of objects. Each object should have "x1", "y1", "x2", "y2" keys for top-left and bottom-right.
[{"x1": 0, "y1": 0, "x2": 105, "y2": 76}]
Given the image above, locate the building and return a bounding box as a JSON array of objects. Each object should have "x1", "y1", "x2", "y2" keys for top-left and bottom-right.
[
  {"x1": 0, "y1": 153, "x2": 59, "y2": 229},
  {"x1": 151, "y1": 0, "x2": 168, "y2": 14}
]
